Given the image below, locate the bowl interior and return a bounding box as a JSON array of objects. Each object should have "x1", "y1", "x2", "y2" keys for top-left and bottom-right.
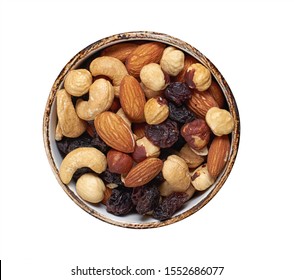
[{"x1": 43, "y1": 31, "x2": 240, "y2": 228}]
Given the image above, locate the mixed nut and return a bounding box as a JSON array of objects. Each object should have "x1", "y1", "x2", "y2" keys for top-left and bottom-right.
[{"x1": 55, "y1": 41, "x2": 235, "y2": 221}]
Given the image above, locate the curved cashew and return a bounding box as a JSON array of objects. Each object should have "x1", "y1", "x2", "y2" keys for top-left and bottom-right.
[
  {"x1": 64, "y1": 69, "x2": 92, "y2": 97},
  {"x1": 56, "y1": 89, "x2": 86, "y2": 138},
  {"x1": 59, "y1": 147, "x2": 107, "y2": 184},
  {"x1": 76, "y1": 78, "x2": 114, "y2": 121},
  {"x1": 89, "y1": 56, "x2": 128, "y2": 96}
]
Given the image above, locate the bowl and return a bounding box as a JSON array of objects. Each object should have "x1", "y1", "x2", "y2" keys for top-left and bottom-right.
[{"x1": 43, "y1": 31, "x2": 240, "y2": 228}]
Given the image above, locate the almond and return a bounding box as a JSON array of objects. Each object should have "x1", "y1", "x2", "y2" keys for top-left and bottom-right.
[
  {"x1": 94, "y1": 111, "x2": 135, "y2": 153},
  {"x1": 119, "y1": 75, "x2": 146, "y2": 122},
  {"x1": 124, "y1": 158, "x2": 163, "y2": 187},
  {"x1": 186, "y1": 89, "x2": 219, "y2": 119},
  {"x1": 125, "y1": 42, "x2": 165, "y2": 77},
  {"x1": 100, "y1": 43, "x2": 138, "y2": 62},
  {"x1": 207, "y1": 135, "x2": 230, "y2": 178}
]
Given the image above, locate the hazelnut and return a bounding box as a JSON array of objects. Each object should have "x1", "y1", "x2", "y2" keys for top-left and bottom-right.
[
  {"x1": 205, "y1": 107, "x2": 234, "y2": 136},
  {"x1": 140, "y1": 82, "x2": 163, "y2": 99},
  {"x1": 160, "y1": 46, "x2": 185, "y2": 76},
  {"x1": 162, "y1": 155, "x2": 191, "y2": 191},
  {"x1": 191, "y1": 164, "x2": 215, "y2": 191},
  {"x1": 185, "y1": 63, "x2": 212, "y2": 91},
  {"x1": 107, "y1": 149, "x2": 133, "y2": 174},
  {"x1": 132, "y1": 136, "x2": 160, "y2": 162},
  {"x1": 64, "y1": 69, "x2": 92, "y2": 97},
  {"x1": 144, "y1": 96, "x2": 169, "y2": 125},
  {"x1": 181, "y1": 119, "x2": 211, "y2": 151},
  {"x1": 140, "y1": 63, "x2": 169, "y2": 91},
  {"x1": 76, "y1": 173, "x2": 105, "y2": 203},
  {"x1": 177, "y1": 144, "x2": 205, "y2": 168}
]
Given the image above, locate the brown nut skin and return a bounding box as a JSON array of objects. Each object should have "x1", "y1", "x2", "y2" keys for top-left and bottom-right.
[
  {"x1": 132, "y1": 136, "x2": 160, "y2": 163},
  {"x1": 186, "y1": 89, "x2": 219, "y2": 119},
  {"x1": 181, "y1": 119, "x2": 211, "y2": 151},
  {"x1": 125, "y1": 42, "x2": 165, "y2": 77},
  {"x1": 144, "y1": 96, "x2": 169, "y2": 125},
  {"x1": 185, "y1": 63, "x2": 212, "y2": 91},
  {"x1": 107, "y1": 149, "x2": 133, "y2": 174},
  {"x1": 175, "y1": 55, "x2": 198, "y2": 83}
]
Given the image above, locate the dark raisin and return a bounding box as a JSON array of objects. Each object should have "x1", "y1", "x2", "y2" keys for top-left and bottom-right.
[
  {"x1": 170, "y1": 133, "x2": 186, "y2": 150},
  {"x1": 153, "y1": 192, "x2": 189, "y2": 221},
  {"x1": 148, "y1": 171, "x2": 165, "y2": 186},
  {"x1": 90, "y1": 136, "x2": 110, "y2": 154},
  {"x1": 72, "y1": 167, "x2": 93, "y2": 181},
  {"x1": 145, "y1": 119, "x2": 179, "y2": 148},
  {"x1": 164, "y1": 82, "x2": 192, "y2": 106},
  {"x1": 56, "y1": 133, "x2": 92, "y2": 155},
  {"x1": 132, "y1": 184, "x2": 160, "y2": 215},
  {"x1": 168, "y1": 102, "x2": 196, "y2": 124},
  {"x1": 100, "y1": 169, "x2": 123, "y2": 185},
  {"x1": 106, "y1": 187, "x2": 134, "y2": 216}
]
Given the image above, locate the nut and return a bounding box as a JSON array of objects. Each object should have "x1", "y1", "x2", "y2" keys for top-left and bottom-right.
[
  {"x1": 140, "y1": 63, "x2": 169, "y2": 92},
  {"x1": 207, "y1": 135, "x2": 230, "y2": 178},
  {"x1": 181, "y1": 119, "x2": 211, "y2": 151},
  {"x1": 64, "y1": 69, "x2": 92, "y2": 97},
  {"x1": 175, "y1": 54, "x2": 198, "y2": 82},
  {"x1": 206, "y1": 107, "x2": 234, "y2": 136},
  {"x1": 76, "y1": 78, "x2": 114, "y2": 121},
  {"x1": 177, "y1": 144, "x2": 205, "y2": 168},
  {"x1": 59, "y1": 147, "x2": 107, "y2": 184},
  {"x1": 125, "y1": 42, "x2": 165, "y2": 77},
  {"x1": 186, "y1": 89, "x2": 219, "y2": 119},
  {"x1": 185, "y1": 63, "x2": 212, "y2": 91},
  {"x1": 76, "y1": 173, "x2": 105, "y2": 203},
  {"x1": 144, "y1": 96, "x2": 169, "y2": 125},
  {"x1": 132, "y1": 136, "x2": 160, "y2": 162},
  {"x1": 132, "y1": 123, "x2": 146, "y2": 139},
  {"x1": 140, "y1": 82, "x2": 163, "y2": 99},
  {"x1": 55, "y1": 121, "x2": 63, "y2": 141},
  {"x1": 101, "y1": 43, "x2": 138, "y2": 62},
  {"x1": 124, "y1": 158, "x2": 163, "y2": 187},
  {"x1": 162, "y1": 155, "x2": 191, "y2": 191},
  {"x1": 94, "y1": 111, "x2": 135, "y2": 153},
  {"x1": 107, "y1": 149, "x2": 133, "y2": 174},
  {"x1": 56, "y1": 89, "x2": 86, "y2": 138},
  {"x1": 191, "y1": 146, "x2": 209, "y2": 156},
  {"x1": 119, "y1": 75, "x2": 146, "y2": 123},
  {"x1": 89, "y1": 56, "x2": 128, "y2": 96},
  {"x1": 116, "y1": 108, "x2": 131, "y2": 128},
  {"x1": 191, "y1": 164, "x2": 215, "y2": 191},
  {"x1": 160, "y1": 46, "x2": 185, "y2": 76},
  {"x1": 208, "y1": 80, "x2": 226, "y2": 108}
]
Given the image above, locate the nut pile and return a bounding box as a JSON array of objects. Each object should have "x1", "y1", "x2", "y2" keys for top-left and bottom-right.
[{"x1": 55, "y1": 41, "x2": 235, "y2": 221}]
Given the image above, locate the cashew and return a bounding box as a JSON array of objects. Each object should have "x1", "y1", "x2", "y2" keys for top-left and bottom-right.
[
  {"x1": 59, "y1": 147, "x2": 107, "y2": 184},
  {"x1": 76, "y1": 78, "x2": 114, "y2": 121},
  {"x1": 89, "y1": 56, "x2": 128, "y2": 96},
  {"x1": 55, "y1": 121, "x2": 63, "y2": 141},
  {"x1": 64, "y1": 69, "x2": 92, "y2": 97},
  {"x1": 76, "y1": 173, "x2": 105, "y2": 203},
  {"x1": 56, "y1": 89, "x2": 86, "y2": 138}
]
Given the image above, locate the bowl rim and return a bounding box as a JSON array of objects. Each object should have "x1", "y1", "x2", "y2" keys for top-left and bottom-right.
[{"x1": 43, "y1": 31, "x2": 241, "y2": 229}]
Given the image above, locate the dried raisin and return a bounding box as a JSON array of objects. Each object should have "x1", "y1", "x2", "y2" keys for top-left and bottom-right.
[
  {"x1": 164, "y1": 82, "x2": 192, "y2": 106},
  {"x1": 168, "y1": 102, "x2": 196, "y2": 124}
]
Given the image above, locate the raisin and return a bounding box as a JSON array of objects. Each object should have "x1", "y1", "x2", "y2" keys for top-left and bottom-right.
[
  {"x1": 100, "y1": 169, "x2": 123, "y2": 185},
  {"x1": 168, "y1": 102, "x2": 196, "y2": 124},
  {"x1": 106, "y1": 187, "x2": 134, "y2": 216},
  {"x1": 153, "y1": 192, "x2": 189, "y2": 221},
  {"x1": 164, "y1": 82, "x2": 192, "y2": 106},
  {"x1": 90, "y1": 136, "x2": 110, "y2": 154},
  {"x1": 145, "y1": 119, "x2": 179, "y2": 148},
  {"x1": 72, "y1": 167, "x2": 92, "y2": 181},
  {"x1": 132, "y1": 184, "x2": 160, "y2": 215}
]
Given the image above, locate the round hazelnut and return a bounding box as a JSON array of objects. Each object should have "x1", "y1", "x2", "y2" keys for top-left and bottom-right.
[
  {"x1": 185, "y1": 63, "x2": 211, "y2": 91},
  {"x1": 140, "y1": 63, "x2": 168, "y2": 91},
  {"x1": 107, "y1": 149, "x2": 133, "y2": 174},
  {"x1": 177, "y1": 144, "x2": 205, "y2": 168},
  {"x1": 132, "y1": 136, "x2": 160, "y2": 163},
  {"x1": 181, "y1": 119, "x2": 211, "y2": 151},
  {"x1": 205, "y1": 107, "x2": 234, "y2": 136},
  {"x1": 160, "y1": 46, "x2": 185, "y2": 76},
  {"x1": 64, "y1": 69, "x2": 92, "y2": 97},
  {"x1": 144, "y1": 96, "x2": 169, "y2": 125},
  {"x1": 191, "y1": 164, "x2": 215, "y2": 191},
  {"x1": 162, "y1": 155, "x2": 191, "y2": 191},
  {"x1": 76, "y1": 173, "x2": 105, "y2": 203}
]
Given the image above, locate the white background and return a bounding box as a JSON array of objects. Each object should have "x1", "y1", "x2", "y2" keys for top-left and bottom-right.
[{"x1": 1, "y1": 0, "x2": 294, "y2": 279}]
